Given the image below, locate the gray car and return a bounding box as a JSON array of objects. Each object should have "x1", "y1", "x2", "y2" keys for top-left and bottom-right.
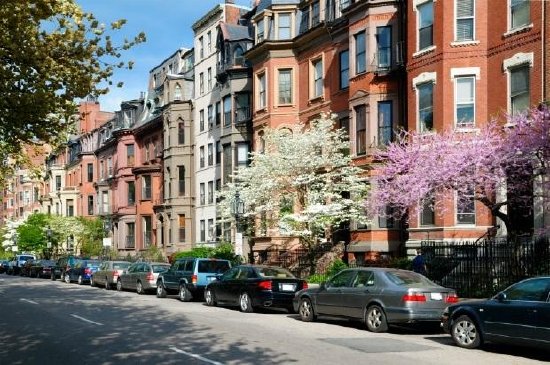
[
  {"x1": 117, "y1": 262, "x2": 171, "y2": 294},
  {"x1": 91, "y1": 260, "x2": 132, "y2": 289},
  {"x1": 293, "y1": 267, "x2": 458, "y2": 332}
]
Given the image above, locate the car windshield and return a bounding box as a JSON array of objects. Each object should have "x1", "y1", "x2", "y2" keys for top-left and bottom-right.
[
  {"x1": 85, "y1": 260, "x2": 101, "y2": 267},
  {"x1": 197, "y1": 261, "x2": 230, "y2": 274},
  {"x1": 113, "y1": 262, "x2": 131, "y2": 270},
  {"x1": 152, "y1": 265, "x2": 170, "y2": 273},
  {"x1": 385, "y1": 271, "x2": 435, "y2": 286},
  {"x1": 256, "y1": 267, "x2": 295, "y2": 279},
  {"x1": 19, "y1": 255, "x2": 34, "y2": 261}
]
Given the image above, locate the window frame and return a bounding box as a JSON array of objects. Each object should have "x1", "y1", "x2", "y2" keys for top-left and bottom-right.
[
  {"x1": 417, "y1": 0, "x2": 434, "y2": 51},
  {"x1": 354, "y1": 31, "x2": 366, "y2": 74},
  {"x1": 311, "y1": 57, "x2": 323, "y2": 99},
  {"x1": 454, "y1": 75, "x2": 476, "y2": 127},
  {"x1": 455, "y1": 0, "x2": 475, "y2": 42},
  {"x1": 278, "y1": 68, "x2": 293, "y2": 105},
  {"x1": 377, "y1": 100, "x2": 393, "y2": 146},
  {"x1": 278, "y1": 12, "x2": 292, "y2": 40},
  {"x1": 417, "y1": 81, "x2": 434, "y2": 132},
  {"x1": 339, "y1": 50, "x2": 349, "y2": 89}
]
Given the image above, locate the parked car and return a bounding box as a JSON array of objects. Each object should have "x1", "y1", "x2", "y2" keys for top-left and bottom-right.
[
  {"x1": 205, "y1": 265, "x2": 308, "y2": 313},
  {"x1": 51, "y1": 255, "x2": 81, "y2": 280},
  {"x1": 64, "y1": 259, "x2": 101, "y2": 285},
  {"x1": 441, "y1": 276, "x2": 550, "y2": 350},
  {"x1": 91, "y1": 260, "x2": 132, "y2": 289},
  {"x1": 117, "y1": 262, "x2": 171, "y2": 294},
  {"x1": 0, "y1": 260, "x2": 10, "y2": 274},
  {"x1": 20, "y1": 259, "x2": 36, "y2": 277},
  {"x1": 294, "y1": 268, "x2": 458, "y2": 333},
  {"x1": 29, "y1": 259, "x2": 56, "y2": 278},
  {"x1": 156, "y1": 257, "x2": 231, "y2": 301},
  {"x1": 8, "y1": 254, "x2": 36, "y2": 275}
]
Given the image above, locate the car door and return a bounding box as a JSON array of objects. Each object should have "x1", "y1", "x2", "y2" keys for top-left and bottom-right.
[
  {"x1": 530, "y1": 279, "x2": 550, "y2": 345},
  {"x1": 483, "y1": 278, "x2": 549, "y2": 342},
  {"x1": 339, "y1": 270, "x2": 376, "y2": 319},
  {"x1": 215, "y1": 267, "x2": 239, "y2": 302},
  {"x1": 121, "y1": 263, "x2": 135, "y2": 289},
  {"x1": 315, "y1": 270, "x2": 357, "y2": 316}
]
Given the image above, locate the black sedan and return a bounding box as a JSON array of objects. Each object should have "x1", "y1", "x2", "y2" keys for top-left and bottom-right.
[
  {"x1": 29, "y1": 259, "x2": 56, "y2": 278},
  {"x1": 294, "y1": 268, "x2": 458, "y2": 332},
  {"x1": 441, "y1": 276, "x2": 550, "y2": 350},
  {"x1": 204, "y1": 265, "x2": 308, "y2": 313}
]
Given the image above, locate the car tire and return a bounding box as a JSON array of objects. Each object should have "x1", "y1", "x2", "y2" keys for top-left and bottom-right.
[
  {"x1": 239, "y1": 292, "x2": 254, "y2": 313},
  {"x1": 90, "y1": 276, "x2": 95, "y2": 287},
  {"x1": 105, "y1": 278, "x2": 111, "y2": 290},
  {"x1": 299, "y1": 298, "x2": 316, "y2": 322},
  {"x1": 204, "y1": 288, "x2": 216, "y2": 306},
  {"x1": 136, "y1": 281, "x2": 144, "y2": 295},
  {"x1": 156, "y1": 282, "x2": 167, "y2": 298},
  {"x1": 179, "y1": 284, "x2": 192, "y2": 302},
  {"x1": 116, "y1": 279, "x2": 123, "y2": 292},
  {"x1": 51, "y1": 272, "x2": 56, "y2": 281},
  {"x1": 64, "y1": 273, "x2": 71, "y2": 284},
  {"x1": 365, "y1": 305, "x2": 388, "y2": 333},
  {"x1": 77, "y1": 275, "x2": 83, "y2": 285},
  {"x1": 451, "y1": 315, "x2": 482, "y2": 349}
]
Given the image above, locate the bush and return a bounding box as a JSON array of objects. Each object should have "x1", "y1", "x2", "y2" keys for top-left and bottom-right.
[
  {"x1": 307, "y1": 273, "x2": 329, "y2": 284},
  {"x1": 171, "y1": 244, "x2": 242, "y2": 265},
  {"x1": 326, "y1": 258, "x2": 348, "y2": 277}
]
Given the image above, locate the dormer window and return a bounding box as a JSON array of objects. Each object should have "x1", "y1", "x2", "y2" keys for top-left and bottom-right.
[
  {"x1": 257, "y1": 18, "x2": 265, "y2": 42},
  {"x1": 278, "y1": 13, "x2": 291, "y2": 40}
]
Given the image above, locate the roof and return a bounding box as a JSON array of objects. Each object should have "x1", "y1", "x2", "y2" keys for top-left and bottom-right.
[
  {"x1": 257, "y1": 0, "x2": 300, "y2": 13},
  {"x1": 219, "y1": 22, "x2": 252, "y2": 41}
]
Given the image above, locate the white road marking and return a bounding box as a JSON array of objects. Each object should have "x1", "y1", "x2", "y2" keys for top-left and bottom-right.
[
  {"x1": 70, "y1": 314, "x2": 104, "y2": 326},
  {"x1": 20, "y1": 298, "x2": 38, "y2": 305},
  {"x1": 169, "y1": 346, "x2": 223, "y2": 365}
]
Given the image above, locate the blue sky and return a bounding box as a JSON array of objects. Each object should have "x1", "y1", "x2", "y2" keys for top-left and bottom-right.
[{"x1": 78, "y1": 0, "x2": 252, "y2": 112}]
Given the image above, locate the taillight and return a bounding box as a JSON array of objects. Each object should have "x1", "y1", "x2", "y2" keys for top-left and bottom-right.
[
  {"x1": 191, "y1": 274, "x2": 197, "y2": 284},
  {"x1": 258, "y1": 280, "x2": 272, "y2": 290},
  {"x1": 302, "y1": 281, "x2": 308, "y2": 290},
  {"x1": 146, "y1": 272, "x2": 154, "y2": 281},
  {"x1": 402, "y1": 293, "x2": 426, "y2": 302},
  {"x1": 445, "y1": 294, "x2": 459, "y2": 303},
  {"x1": 84, "y1": 268, "x2": 92, "y2": 275},
  {"x1": 112, "y1": 271, "x2": 119, "y2": 278}
]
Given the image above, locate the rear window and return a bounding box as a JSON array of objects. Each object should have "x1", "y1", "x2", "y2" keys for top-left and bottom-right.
[
  {"x1": 113, "y1": 263, "x2": 131, "y2": 270},
  {"x1": 256, "y1": 267, "x2": 295, "y2": 279},
  {"x1": 19, "y1": 256, "x2": 34, "y2": 261},
  {"x1": 385, "y1": 271, "x2": 435, "y2": 286},
  {"x1": 197, "y1": 260, "x2": 230, "y2": 274},
  {"x1": 152, "y1": 265, "x2": 170, "y2": 273},
  {"x1": 85, "y1": 260, "x2": 101, "y2": 267}
]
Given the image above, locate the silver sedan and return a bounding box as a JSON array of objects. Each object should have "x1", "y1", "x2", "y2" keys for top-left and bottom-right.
[
  {"x1": 117, "y1": 262, "x2": 171, "y2": 294},
  {"x1": 294, "y1": 267, "x2": 458, "y2": 332}
]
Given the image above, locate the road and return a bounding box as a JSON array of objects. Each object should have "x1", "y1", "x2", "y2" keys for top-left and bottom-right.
[{"x1": 0, "y1": 274, "x2": 548, "y2": 365}]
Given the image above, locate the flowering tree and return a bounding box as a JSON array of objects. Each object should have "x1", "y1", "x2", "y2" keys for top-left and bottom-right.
[
  {"x1": 369, "y1": 106, "x2": 550, "y2": 237},
  {"x1": 220, "y1": 113, "x2": 370, "y2": 255}
]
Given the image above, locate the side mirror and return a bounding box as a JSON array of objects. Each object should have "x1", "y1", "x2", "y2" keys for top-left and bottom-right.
[
  {"x1": 320, "y1": 281, "x2": 327, "y2": 290},
  {"x1": 496, "y1": 292, "x2": 507, "y2": 302}
]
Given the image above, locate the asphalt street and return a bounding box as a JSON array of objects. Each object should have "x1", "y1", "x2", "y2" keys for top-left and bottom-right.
[{"x1": 0, "y1": 275, "x2": 548, "y2": 365}]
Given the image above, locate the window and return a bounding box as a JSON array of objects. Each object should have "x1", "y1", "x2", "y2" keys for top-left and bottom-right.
[
  {"x1": 178, "y1": 122, "x2": 185, "y2": 144},
  {"x1": 456, "y1": 0, "x2": 474, "y2": 41},
  {"x1": 199, "y1": 36, "x2": 204, "y2": 59},
  {"x1": 355, "y1": 31, "x2": 366, "y2": 74},
  {"x1": 174, "y1": 85, "x2": 182, "y2": 101},
  {"x1": 200, "y1": 183, "x2": 205, "y2": 205},
  {"x1": 457, "y1": 187, "x2": 475, "y2": 224},
  {"x1": 418, "y1": 1, "x2": 434, "y2": 50},
  {"x1": 87, "y1": 163, "x2": 93, "y2": 182},
  {"x1": 223, "y1": 96, "x2": 231, "y2": 127},
  {"x1": 215, "y1": 102, "x2": 221, "y2": 125},
  {"x1": 510, "y1": 65, "x2": 530, "y2": 115},
  {"x1": 376, "y1": 26, "x2": 392, "y2": 69},
  {"x1": 418, "y1": 82, "x2": 434, "y2": 132},
  {"x1": 258, "y1": 73, "x2": 266, "y2": 109},
  {"x1": 199, "y1": 220, "x2": 206, "y2": 242},
  {"x1": 126, "y1": 144, "x2": 135, "y2": 166},
  {"x1": 128, "y1": 181, "x2": 135, "y2": 205},
  {"x1": 208, "y1": 105, "x2": 213, "y2": 129},
  {"x1": 207, "y1": 67, "x2": 212, "y2": 91},
  {"x1": 216, "y1": 141, "x2": 222, "y2": 164},
  {"x1": 199, "y1": 109, "x2": 204, "y2": 132},
  {"x1": 55, "y1": 175, "x2": 61, "y2": 191},
  {"x1": 199, "y1": 146, "x2": 205, "y2": 168},
  {"x1": 455, "y1": 76, "x2": 475, "y2": 127},
  {"x1": 327, "y1": 270, "x2": 355, "y2": 288},
  {"x1": 66, "y1": 200, "x2": 74, "y2": 217},
  {"x1": 504, "y1": 278, "x2": 549, "y2": 302},
  {"x1": 107, "y1": 157, "x2": 113, "y2": 177},
  {"x1": 355, "y1": 105, "x2": 366, "y2": 155},
  {"x1": 208, "y1": 181, "x2": 214, "y2": 204},
  {"x1": 300, "y1": 7, "x2": 310, "y2": 33},
  {"x1": 178, "y1": 166, "x2": 185, "y2": 196},
  {"x1": 257, "y1": 18, "x2": 265, "y2": 42},
  {"x1": 339, "y1": 50, "x2": 349, "y2": 89},
  {"x1": 379, "y1": 206, "x2": 394, "y2": 229},
  {"x1": 208, "y1": 143, "x2": 213, "y2": 166},
  {"x1": 237, "y1": 143, "x2": 249, "y2": 169},
  {"x1": 420, "y1": 194, "x2": 435, "y2": 226},
  {"x1": 278, "y1": 69, "x2": 292, "y2": 104},
  {"x1": 312, "y1": 58, "x2": 323, "y2": 98},
  {"x1": 311, "y1": 1, "x2": 320, "y2": 26},
  {"x1": 510, "y1": 0, "x2": 529, "y2": 29},
  {"x1": 207, "y1": 30, "x2": 212, "y2": 52},
  {"x1": 143, "y1": 216, "x2": 152, "y2": 247},
  {"x1": 178, "y1": 215, "x2": 186, "y2": 242},
  {"x1": 278, "y1": 13, "x2": 291, "y2": 39},
  {"x1": 142, "y1": 176, "x2": 151, "y2": 200},
  {"x1": 126, "y1": 222, "x2": 135, "y2": 248},
  {"x1": 199, "y1": 72, "x2": 204, "y2": 95},
  {"x1": 87, "y1": 195, "x2": 94, "y2": 215},
  {"x1": 378, "y1": 101, "x2": 393, "y2": 146}
]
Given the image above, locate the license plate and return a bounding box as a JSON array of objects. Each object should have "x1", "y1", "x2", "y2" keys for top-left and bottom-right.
[
  {"x1": 280, "y1": 284, "x2": 296, "y2": 292},
  {"x1": 431, "y1": 292, "x2": 443, "y2": 300}
]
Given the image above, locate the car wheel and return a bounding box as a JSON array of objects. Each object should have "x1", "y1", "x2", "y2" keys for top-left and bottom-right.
[
  {"x1": 156, "y1": 282, "x2": 167, "y2": 298},
  {"x1": 105, "y1": 278, "x2": 111, "y2": 290},
  {"x1": 116, "y1": 279, "x2": 122, "y2": 292},
  {"x1": 204, "y1": 288, "x2": 216, "y2": 306},
  {"x1": 365, "y1": 305, "x2": 388, "y2": 333},
  {"x1": 299, "y1": 298, "x2": 316, "y2": 322},
  {"x1": 179, "y1": 284, "x2": 192, "y2": 302},
  {"x1": 136, "y1": 281, "x2": 144, "y2": 295},
  {"x1": 77, "y1": 275, "x2": 83, "y2": 285},
  {"x1": 239, "y1": 292, "x2": 253, "y2": 313},
  {"x1": 90, "y1": 276, "x2": 95, "y2": 287},
  {"x1": 452, "y1": 315, "x2": 482, "y2": 349},
  {"x1": 64, "y1": 273, "x2": 71, "y2": 284},
  {"x1": 51, "y1": 272, "x2": 56, "y2": 281}
]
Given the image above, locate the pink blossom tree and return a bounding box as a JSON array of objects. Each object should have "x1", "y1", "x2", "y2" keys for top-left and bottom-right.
[{"x1": 369, "y1": 105, "x2": 550, "y2": 237}]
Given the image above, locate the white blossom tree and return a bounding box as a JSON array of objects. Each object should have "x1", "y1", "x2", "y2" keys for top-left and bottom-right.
[{"x1": 220, "y1": 113, "x2": 370, "y2": 257}]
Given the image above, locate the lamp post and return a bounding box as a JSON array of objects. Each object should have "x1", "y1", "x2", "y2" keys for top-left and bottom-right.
[
  {"x1": 231, "y1": 191, "x2": 245, "y2": 258},
  {"x1": 46, "y1": 226, "x2": 53, "y2": 259}
]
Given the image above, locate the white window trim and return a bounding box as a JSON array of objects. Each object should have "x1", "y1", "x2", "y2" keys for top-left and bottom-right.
[
  {"x1": 256, "y1": 70, "x2": 268, "y2": 111},
  {"x1": 412, "y1": 72, "x2": 437, "y2": 90},
  {"x1": 276, "y1": 12, "x2": 293, "y2": 40},
  {"x1": 413, "y1": 0, "x2": 436, "y2": 9},
  {"x1": 453, "y1": 75, "x2": 476, "y2": 128},
  {"x1": 310, "y1": 56, "x2": 324, "y2": 100},
  {"x1": 503, "y1": 52, "x2": 533, "y2": 115},
  {"x1": 454, "y1": 0, "x2": 475, "y2": 42},
  {"x1": 276, "y1": 67, "x2": 295, "y2": 106},
  {"x1": 506, "y1": 0, "x2": 531, "y2": 34},
  {"x1": 450, "y1": 67, "x2": 480, "y2": 80},
  {"x1": 415, "y1": 0, "x2": 435, "y2": 53}
]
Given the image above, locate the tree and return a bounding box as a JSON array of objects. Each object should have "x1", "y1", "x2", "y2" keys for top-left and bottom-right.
[
  {"x1": 220, "y1": 113, "x2": 370, "y2": 261},
  {"x1": 16, "y1": 213, "x2": 49, "y2": 253},
  {"x1": 77, "y1": 217, "x2": 104, "y2": 257},
  {"x1": 369, "y1": 106, "x2": 550, "y2": 237},
  {"x1": 0, "y1": 0, "x2": 145, "y2": 157}
]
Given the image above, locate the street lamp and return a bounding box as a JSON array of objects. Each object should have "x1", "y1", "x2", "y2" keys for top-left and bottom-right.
[{"x1": 231, "y1": 191, "x2": 245, "y2": 258}]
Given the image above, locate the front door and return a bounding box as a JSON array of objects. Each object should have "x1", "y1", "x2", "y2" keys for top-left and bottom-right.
[
  {"x1": 339, "y1": 270, "x2": 376, "y2": 319},
  {"x1": 315, "y1": 270, "x2": 356, "y2": 316}
]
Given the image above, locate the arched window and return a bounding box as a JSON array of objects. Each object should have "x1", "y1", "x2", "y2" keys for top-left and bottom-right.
[
  {"x1": 258, "y1": 130, "x2": 265, "y2": 154},
  {"x1": 233, "y1": 46, "x2": 244, "y2": 66},
  {"x1": 174, "y1": 84, "x2": 182, "y2": 101}
]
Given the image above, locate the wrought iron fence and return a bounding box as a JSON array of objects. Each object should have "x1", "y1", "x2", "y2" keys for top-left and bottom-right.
[{"x1": 422, "y1": 236, "x2": 550, "y2": 298}]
